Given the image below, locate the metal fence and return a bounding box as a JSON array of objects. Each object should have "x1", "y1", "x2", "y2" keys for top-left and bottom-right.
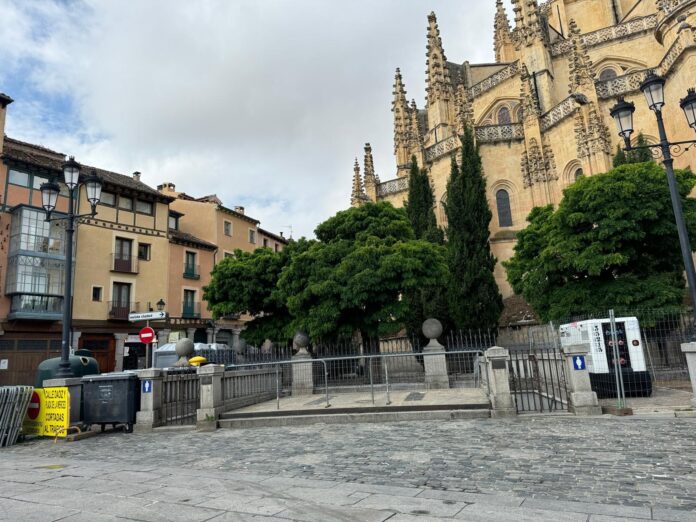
[
  {"x1": 508, "y1": 345, "x2": 568, "y2": 413},
  {"x1": 0, "y1": 386, "x2": 33, "y2": 447},
  {"x1": 161, "y1": 369, "x2": 199, "y2": 426}
]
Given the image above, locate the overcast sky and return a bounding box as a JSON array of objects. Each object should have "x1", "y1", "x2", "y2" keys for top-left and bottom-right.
[{"x1": 0, "y1": 0, "x2": 512, "y2": 238}]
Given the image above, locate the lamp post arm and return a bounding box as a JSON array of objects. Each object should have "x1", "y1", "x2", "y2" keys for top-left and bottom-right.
[{"x1": 624, "y1": 139, "x2": 696, "y2": 152}]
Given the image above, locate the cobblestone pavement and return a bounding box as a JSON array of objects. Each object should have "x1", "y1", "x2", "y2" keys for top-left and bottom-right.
[{"x1": 2, "y1": 416, "x2": 696, "y2": 521}]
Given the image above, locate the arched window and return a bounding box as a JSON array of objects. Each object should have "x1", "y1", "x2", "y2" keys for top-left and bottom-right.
[
  {"x1": 497, "y1": 107, "x2": 512, "y2": 125},
  {"x1": 599, "y1": 68, "x2": 617, "y2": 81},
  {"x1": 496, "y1": 189, "x2": 513, "y2": 228},
  {"x1": 574, "y1": 168, "x2": 584, "y2": 181}
]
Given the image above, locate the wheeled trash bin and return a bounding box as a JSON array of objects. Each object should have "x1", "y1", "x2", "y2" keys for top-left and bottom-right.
[{"x1": 82, "y1": 372, "x2": 140, "y2": 433}]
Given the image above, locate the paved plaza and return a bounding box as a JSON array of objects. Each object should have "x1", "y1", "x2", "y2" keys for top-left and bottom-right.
[{"x1": 2, "y1": 415, "x2": 696, "y2": 521}]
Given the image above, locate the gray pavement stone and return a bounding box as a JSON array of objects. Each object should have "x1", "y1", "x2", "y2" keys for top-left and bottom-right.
[
  {"x1": 522, "y1": 498, "x2": 651, "y2": 519},
  {"x1": 353, "y1": 493, "x2": 467, "y2": 517},
  {"x1": 417, "y1": 489, "x2": 525, "y2": 507},
  {"x1": 653, "y1": 508, "x2": 696, "y2": 522},
  {"x1": 455, "y1": 504, "x2": 589, "y2": 521},
  {"x1": 274, "y1": 503, "x2": 394, "y2": 522},
  {"x1": 197, "y1": 493, "x2": 293, "y2": 516},
  {"x1": 0, "y1": 480, "x2": 46, "y2": 498},
  {"x1": 0, "y1": 498, "x2": 77, "y2": 522}
]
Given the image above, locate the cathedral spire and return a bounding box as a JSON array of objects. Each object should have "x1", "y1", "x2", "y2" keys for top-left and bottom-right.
[
  {"x1": 409, "y1": 99, "x2": 424, "y2": 149},
  {"x1": 393, "y1": 68, "x2": 410, "y2": 155},
  {"x1": 494, "y1": 0, "x2": 513, "y2": 62},
  {"x1": 426, "y1": 11, "x2": 454, "y2": 105},
  {"x1": 351, "y1": 158, "x2": 366, "y2": 206},
  {"x1": 511, "y1": 0, "x2": 541, "y2": 28},
  {"x1": 567, "y1": 19, "x2": 595, "y2": 94},
  {"x1": 364, "y1": 143, "x2": 376, "y2": 183},
  {"x1": 520, "y1": 65, "x2": 540, "y2": 121}
]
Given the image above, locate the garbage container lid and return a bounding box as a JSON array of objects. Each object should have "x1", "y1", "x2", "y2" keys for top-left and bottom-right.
[{"x1": 81, "y1": 371, "x2": 139, "y2": 382}]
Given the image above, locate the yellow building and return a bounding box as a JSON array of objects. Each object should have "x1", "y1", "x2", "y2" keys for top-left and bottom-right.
[{"x1": 351, "y1": 0, "x2": 696, "y2": 298}]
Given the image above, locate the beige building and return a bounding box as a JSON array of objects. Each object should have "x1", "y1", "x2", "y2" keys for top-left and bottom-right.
[{"x1": 350, "y1": 0, "x2": 696, "y2": 298}]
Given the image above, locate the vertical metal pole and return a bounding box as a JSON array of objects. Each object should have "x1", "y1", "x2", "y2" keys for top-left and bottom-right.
[
  {"x1": 57, "y1": 186, "x2": 76, "y2": 378},
  {"x1": 609, "y1": 310, "x2": 626, "y2": 409},
  {"x1": 146, "y1": 319, "x2": 151, "y2": 369},
  {"x1": 369, "y1": 358, "x2": 374, "y2": 406},
  {"x1": 323, "y1": 360, "x2": 330, "y2": 408},
  {"x1": 276, "y1": 364, "x2": 280, "y2": 410},
  {"x1": 655, "y1": 110, "x2": 696, "y2": 330},
  {"x1": 384, "y1": 358, "x2": 391, "y2": 405}
]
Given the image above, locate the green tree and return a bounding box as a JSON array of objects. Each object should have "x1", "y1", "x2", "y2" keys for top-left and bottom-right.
[
  {"x1": 203, "y1": 240, "x2": 310, "y2": 344},
  {"x1": 278, "y1": 202, "x2": 448, "y2": 341},
  {"x1": 504, "y1": 162, "x2": 696, "y2": 321},
  {"x1": 403, "y1": 156, "x2": 449, "y2": 339},
  {"x1": 613, "y1": 133, "x2": 654, "y2": 166},
  {"x1": 613, "y1": 144, "x2": 628, "y2": 168},
  {"x1": 444, "y1": 127, "x2": 503, "y2": 330}
]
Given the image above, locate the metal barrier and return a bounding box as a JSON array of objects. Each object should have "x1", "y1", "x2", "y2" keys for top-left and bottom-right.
[
  {"x1": 161, "y1": 369, "x2": 199, "y2": 426},
  {"x1": 508, "y1": 346, "x2": 569, "y2": 413},
  {"x1": 226, "y1": 350, "x2": 483, "y2": 410},
  {"x1": 0, "y1": 386, "x2": 33, "y2": 447}
]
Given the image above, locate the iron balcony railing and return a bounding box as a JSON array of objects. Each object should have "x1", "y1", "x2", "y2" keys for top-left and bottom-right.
[
  {"x1": 183, "y1": 264, "x2": 200, "y2": 280},
  {"x1": 108, "y1": 301, "x2": 140, "y2": 321},
  {"x1": 111, "y1": 254, "x2": 139, "y2": 274},
  {"x1": 182, "y1": 302, "x2": 201, "y2": 319}
]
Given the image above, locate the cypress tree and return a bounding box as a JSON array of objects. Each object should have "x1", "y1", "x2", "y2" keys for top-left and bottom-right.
[
  {"x1": 404, "y1": 156, "x2": 448, "y2": 341},
  {"x1": 613, "y1": 144, "x2": 628, "y2": 168},
  {"x1": 444, "y1": 126, "x2": 503, "y2": 331},
  {"x1": 630, "y1": 133, "x2": 654, "y2": 163}
]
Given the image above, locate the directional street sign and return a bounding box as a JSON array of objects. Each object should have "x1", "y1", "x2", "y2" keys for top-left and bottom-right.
[
  {"x1": 128, "y1": 311, "x2": 168, "y2": 322},
  {"x1": 573, "y1": 355, "x2": 587, "y2": 371},
  {"x1": 139, "y1": 327, "x2": 156, "y2": 345}
]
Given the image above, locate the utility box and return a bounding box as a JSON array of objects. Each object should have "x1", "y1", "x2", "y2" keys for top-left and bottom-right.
[{"x1": 82, "y1": 372, "x2": 140, "y2": 432}]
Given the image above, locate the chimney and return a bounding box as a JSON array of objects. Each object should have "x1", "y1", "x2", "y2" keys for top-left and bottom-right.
[
  {"x1": 0, "y1": 93, "x2": 14, "y2": 155},
  {"x1": 157, "y1": 182, "x2": 176, "y2": 193},
  {"x1": 132, "y1": 171, "x2": 141, "y2": 182},
  {"x1": 234, "y1": 206, "x2": 245, "y2": 215},
  {"x1": 280, "y1": 231, "x2": 284, "y2": 238}
]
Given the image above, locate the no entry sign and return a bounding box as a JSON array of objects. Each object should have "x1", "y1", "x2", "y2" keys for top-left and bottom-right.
[
  {"x1": 27, "y1": 391, "x2": 41, "y2": 420},
  {"x1": 139, "y1": 326, "x2": 156, "y2": 344}
]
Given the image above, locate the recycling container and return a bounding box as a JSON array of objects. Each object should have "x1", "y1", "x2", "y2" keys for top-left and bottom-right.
[
  {"x1": 35, "y1": 356, "x2": 99, "y2": 389},
  {"x1": 81, "y1": 372, "x2": 140, "y2": 433}
]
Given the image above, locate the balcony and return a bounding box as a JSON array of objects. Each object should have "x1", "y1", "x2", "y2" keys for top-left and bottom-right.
[
  {"x1": 183, "y1": 264, "x2": 200, "y2": 280},
  {"x1": 8, "y1": 295, "x2": 63, "y2": 321},
  {"x1": 182, "y1": 302, "x2": 201, "y2": 319},
  {"x1": 108, "y1": 301, "x2": 140, "y2": 321},
  {"x1": 112, "y1": 254, "x2": 139, "y2": 274}
]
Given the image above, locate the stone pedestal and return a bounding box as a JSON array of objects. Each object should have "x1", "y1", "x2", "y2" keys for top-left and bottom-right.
[
  {"x1": 292, "y1": 332, "x2": 313, "y2": 396},
  {"x1": 485, "y1": 347, "x2": 516, "y2": 417},
  {"x1": 43, "y1": 377, "x2": 83, "y2": 426},
  {"x1": 681, "y1": 343, "x2": 696, "y2": 408},
  {"x1": 186, "y1": 328, "x2": 197, "y2": 341},
  {"x1": 135, "y1": 369, "x2": 163, "y2": 432},
  {"x1": 113, "y1": 333, "x2": 128, "y2": 372},
  {"x1": 562, "y1": 344, "x2": 602, "y2": 416},
  {"x1": 421, "y1": 319, "x2": 449, "y2": 389},
  {"x1": 196, "y1": 365, "x2": 224, "y2": 431}
]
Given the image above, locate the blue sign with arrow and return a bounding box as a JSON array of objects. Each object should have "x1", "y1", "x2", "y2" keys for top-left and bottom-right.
[{"x1": 573, "y1": 355, "x2": 587, "y2": 371}]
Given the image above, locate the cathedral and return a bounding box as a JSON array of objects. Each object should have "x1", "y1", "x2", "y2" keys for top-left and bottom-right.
[{"x1": 350, "y1": 0, "x2": 696, "y2": 297}]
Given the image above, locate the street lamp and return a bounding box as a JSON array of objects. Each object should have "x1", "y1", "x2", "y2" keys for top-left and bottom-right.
[
  {"x1": 156, "y1": 299, "x2": 166, "y2": 311},
  {"x1": 40, "y1": 158, "x2": 102, "y2": 378},
  {"x1": 610, "y1": 72, "x2": 696, "y2": 328}
]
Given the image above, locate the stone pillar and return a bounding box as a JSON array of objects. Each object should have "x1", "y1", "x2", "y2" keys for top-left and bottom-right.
[
  {"x1": 562, "y1": 344, "x2": 602, "y2": 415},
  {"x1": 681, "y1": 343, "x2": 696, "y2": 407},
  {"x1": 70, "y1": 331, "x2": 82, "y2": 355},
  {"x1": 135, "y1": 369, "x2": 163, "y2": 432},
  {"x1": 231, "y1": 327, "x2": 243, "y2": 350},
  {"x1": 157, "y1": 329, "x2": 171, "y2": 346},
  {"x1": 186, "y1": 328, "x2": 197, "y2": 341},
  {"x1": 196, "y1": 365, "x2": 224, "y2": 431},
  {"x1": 113, "y1": 333, "x2": 128, "y2": 373},
  {"x1": 291, "y1": 331, "x2": 313, "y2": 396},
  {"x1": 206, "y1": 328, "x2": 220, "y2": 344},
  {"x1": 421, "y1": 319, "x2": 449, "y2": 389},
  {"x1": 485, "y1": 347, "x2": 516, "y2": 417}
]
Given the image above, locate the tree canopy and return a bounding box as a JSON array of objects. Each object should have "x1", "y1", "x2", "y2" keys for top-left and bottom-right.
[{"x1": 504, "y1": 162, "x2": 696, "y2": 321}]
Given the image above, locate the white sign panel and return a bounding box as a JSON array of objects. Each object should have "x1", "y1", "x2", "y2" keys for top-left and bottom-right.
[
  {"x1": 0, "y1": 359, "x2": 8, "y2": 370},
  {"x1": 128, "y1": 311, "x2": 168, "y2": 322}
]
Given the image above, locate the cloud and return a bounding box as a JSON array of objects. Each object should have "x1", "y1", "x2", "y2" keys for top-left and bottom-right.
[{"x1": 0, "y1": 0, "x2": 509, "y2": 237}]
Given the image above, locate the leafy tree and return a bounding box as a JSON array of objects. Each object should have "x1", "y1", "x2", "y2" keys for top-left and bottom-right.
[
  {"x1": 278, "y1": 202, "x2": 448, "y2": 341},
  {"x1": 403, "y1": 156, "x2": 449, "y2": 339},
  {"x1": 444, "y1": 127, "x2": 503, "y2": 330},
  {"x1": 613, "y1": 132, "x2": 653, "y2": 166},
  {"x1": 504, "y1": 162, "x2": 696, "y2": 321},
  {"x1": 204, "y1": 240, "x2": 310, "y2": 344}
]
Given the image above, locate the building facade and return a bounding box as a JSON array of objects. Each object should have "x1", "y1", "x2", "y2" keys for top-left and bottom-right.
[{"x1": 350, "y1": 0, "x2": 696, "y2": 297}]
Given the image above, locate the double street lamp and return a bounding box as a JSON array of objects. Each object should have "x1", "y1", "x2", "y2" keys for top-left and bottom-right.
[
  {"x1": 610, "y1": 73, "x2": 696, "y2": 325},
  {"x1": 40, "y1": 157, "x2": 103, "y2": 378}
]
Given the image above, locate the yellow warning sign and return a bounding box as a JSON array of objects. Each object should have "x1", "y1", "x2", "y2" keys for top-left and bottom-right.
[{"x1": 22, "y1": 388, "x2": 70, "y2": 438}]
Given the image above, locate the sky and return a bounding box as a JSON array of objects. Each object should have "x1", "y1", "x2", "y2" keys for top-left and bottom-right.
[{"x1": 0, "y1": 0, "x2": 512, "y2": 238}]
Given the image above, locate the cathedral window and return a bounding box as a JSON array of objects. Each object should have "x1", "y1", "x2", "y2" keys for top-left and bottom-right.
[
  {"x1": 574, "y1": 168, "x2": 584, "y2": 181},
  {"x1": 497, "y1": 107, "x2": 512, "y2": 125},
  {"x1": 496, "y1": 189, "x2": 513, "y2": 228},
  {"x1": 599, "y1": 68, "x2": 618, "y2": 82}
]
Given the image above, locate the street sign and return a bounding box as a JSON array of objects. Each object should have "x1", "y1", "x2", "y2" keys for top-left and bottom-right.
[
  {"x1": 139, "y1": 327, "x2": 156, "y2": 344},
  {"x1": 27, "y1": 391, "x2": 41, "y2": 420},
  {"x1": 0, "y1": 359, "x2": 7, "y2": 370},
  {"x1": 23, "y1": 388, "x2": 70, "y2": 438},
  {"x1": 128, "y1": 311, "x2": 168, "y2": 322},
  {"x1": 142, "y1": 380, "x2": 153, "y2": 394},
  {"x1": 573, "y1": 355, "x2": 587, "y2": 371}
]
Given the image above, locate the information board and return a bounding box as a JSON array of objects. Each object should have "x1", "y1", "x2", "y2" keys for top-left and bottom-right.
[{"x1": 22, "y1": 388, "x2": 70, "y2": 438}]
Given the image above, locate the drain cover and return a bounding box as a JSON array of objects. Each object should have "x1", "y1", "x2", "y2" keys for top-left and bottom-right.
[{"x1": 405, "y1": 392, "x2": 425, "y2": 401}]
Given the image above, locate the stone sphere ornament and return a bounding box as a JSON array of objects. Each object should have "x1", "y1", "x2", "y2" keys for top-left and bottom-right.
[
  {"x1": 174, "y1": 338, "x2": 195, "y2": 367},
  {"x1": 293, "y1": 331, "x2": 310, "y2": 357},
  {"x1": 422, "y1": 318, "x2": 443, "y2": 340}
]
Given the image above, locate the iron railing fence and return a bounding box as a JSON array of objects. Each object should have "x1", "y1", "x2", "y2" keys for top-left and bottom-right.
[
  {"x1": 508, "y1": 345, "x2": 569, "y2": 413},
  {"x1": 0, "y1": 386, "x2": 33, "y2": 447},
  {"x1": 161, "y1": 368, "x2": 199, "y2": 426},
  {"x1": 226, "y1": 350, "x2": 483, "y2": 408}
]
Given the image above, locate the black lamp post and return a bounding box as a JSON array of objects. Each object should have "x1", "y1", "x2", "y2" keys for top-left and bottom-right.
[
  {"x1": 610, "y1": 72, "x2": 696, "y2": 325},
  {"x1": 40, "y1": 158, "x2": 102, "y2": 378},
  {"x1": 156, "y1": 299, "x2": 166, "y2": 312}
]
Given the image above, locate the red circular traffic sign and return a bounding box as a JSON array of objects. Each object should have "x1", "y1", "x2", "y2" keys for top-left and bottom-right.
[
  {"x1": 139, "y1": 326, "x2": 156, "y2": 344},
  {"x1": 27, "y1": 391, "x2": 41, "y2": 420}
]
